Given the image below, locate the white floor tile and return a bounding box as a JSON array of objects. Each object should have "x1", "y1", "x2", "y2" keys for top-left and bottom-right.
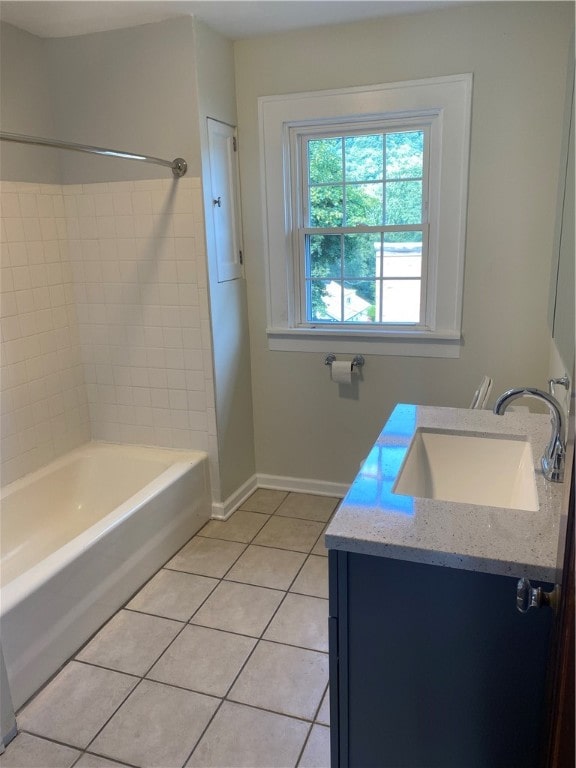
[
  {"x1": 0, "y1": 733, "x2": 80, "y2": 768},
  {"x1": 290, "y1": 555, "x2": 329, "y2": 599},
  {"x1": 166, "y1": 536, "x2": 246, "y2": 577},
  {"x1": 186, "y1": 701, "x2": 309, "y2": 768},
  {"x1": 148, "y1": 625, "x2": 256, "y2": 697},
  {"x1": 76, "y1": 610, "x2": 183, "y2": 676},
  {"x1": 228, "y1": 641, "x2": 328, "y2": 720},
  {"x1": 276, "y1": 493, "x2": 339, "y2": 523},
  {"x1": 225, "y1": 545, "x2": 306, "y2": 590},
  {"x1": 89, "y1": 680, "x2": 219, "y2": 768},
  {"x1": 190, "y1": 581, "x2": 284, "y2": 637},
  {"x1": 126, "y1": 569, "x2": 218, "y2": 621},
  {"x1": 17, "y1": 662, "x2": 137, "y2": 749},
  {"x1": 198, "y1": 510, "x2": 270, "y2": 543},
  {"x1": 239, "y1": 489, "x2": 288, "y2": 514},
  {"x1": 264, "y1": 593, "x2": 329, "y2": 652}
]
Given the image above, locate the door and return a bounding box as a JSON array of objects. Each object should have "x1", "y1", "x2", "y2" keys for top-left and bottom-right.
[{"x1": 207, "y1": 118, "x2": 243, "y2": 283}]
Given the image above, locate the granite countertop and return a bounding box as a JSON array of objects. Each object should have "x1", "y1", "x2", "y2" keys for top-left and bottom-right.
[{"x1": 325, "y1": 404, "x2": 565, "y2": 582}]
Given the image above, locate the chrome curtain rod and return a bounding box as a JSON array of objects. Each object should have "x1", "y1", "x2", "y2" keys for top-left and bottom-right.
[{"x1": 0, "y1": 131, "x2": 187, "y2": 178}]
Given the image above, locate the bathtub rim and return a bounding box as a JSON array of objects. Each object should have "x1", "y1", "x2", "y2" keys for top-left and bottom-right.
[{"x1": 0, "y1": 441, "x2": 209, "y2": 616}]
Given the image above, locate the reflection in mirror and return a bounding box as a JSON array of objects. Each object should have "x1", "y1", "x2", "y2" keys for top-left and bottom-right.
[{"x1": 549, "y1": 40, "x2": 575, "y2": 377}]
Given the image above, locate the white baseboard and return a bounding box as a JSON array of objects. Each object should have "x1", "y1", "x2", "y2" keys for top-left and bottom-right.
[
  {"x1": 211, "y1": 474, "x2": 258, "y2": 520},
  {"x1": 211, "y1": 473, "x2": 349, "y2": 520},
  {"x1": 257, "y1": 473, "x2": 349, "y2": 499}
]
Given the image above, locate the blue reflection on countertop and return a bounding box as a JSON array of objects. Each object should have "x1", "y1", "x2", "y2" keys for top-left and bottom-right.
[{"x1": 345, "y1": 404, "x2": 416, "y2": 515}]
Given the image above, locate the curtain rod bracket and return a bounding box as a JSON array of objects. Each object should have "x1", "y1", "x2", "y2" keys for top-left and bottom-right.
[{"x1": 171, "y1": 158, "x2": 188, "y2": 178}]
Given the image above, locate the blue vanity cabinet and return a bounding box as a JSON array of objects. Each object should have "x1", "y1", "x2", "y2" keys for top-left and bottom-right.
[{"x1": 328, "y1": 549, "x2": 555, "y2": 768}]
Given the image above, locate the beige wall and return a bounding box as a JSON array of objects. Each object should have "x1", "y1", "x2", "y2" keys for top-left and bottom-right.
[
  {"x1": 194, "y1": 19, "x2": 256, "y2": 502},
  {"x1": 0, "y1": 23, "x2": 60, "y2": 183},
  {"x1": 234, "y1": 2, "x2": 573, "y2": 484},
  {"x1": 44, "y1": 17, "x2": 202, "y2": 183}
]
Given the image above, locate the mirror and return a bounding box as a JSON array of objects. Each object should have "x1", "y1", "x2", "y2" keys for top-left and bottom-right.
[{"x1": 549, "y1": 40, "x2": 575, "y2": 376}]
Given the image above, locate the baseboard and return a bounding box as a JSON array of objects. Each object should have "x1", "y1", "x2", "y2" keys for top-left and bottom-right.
[
  {"x1": 211, "y1": 473, "x2": 349, "y2": 520},
  {"x1": 257, "y1": 473, "x2": 349, "y2": 499},
  {"x1": 211, "y1": 474, "x2": 258, "y2": 520}
]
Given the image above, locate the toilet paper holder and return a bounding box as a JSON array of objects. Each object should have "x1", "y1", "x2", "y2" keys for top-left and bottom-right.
[{"x1": 324, "y1": 353, "x2": 365, "y2": 369}]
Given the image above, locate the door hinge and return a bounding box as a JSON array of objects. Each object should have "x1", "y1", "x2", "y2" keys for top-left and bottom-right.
[
  {"x1": 239, "y1": 249, "x2": 243, "y2": 265},
  {"x1": 233, "y1": 136, "x2": 237, "y2": 152}
]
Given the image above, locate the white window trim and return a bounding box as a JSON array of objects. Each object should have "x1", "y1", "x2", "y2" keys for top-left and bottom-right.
[{"x1": 258, "y1": 74, "x2": 472, "y2": 358}]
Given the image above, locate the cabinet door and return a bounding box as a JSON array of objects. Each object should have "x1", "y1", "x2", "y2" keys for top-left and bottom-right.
[
  {"x1": 207, "y1": 118, "x2": 243, "y2": 283},
  {"x1": 332, "y1": 551, "x2": 554, "y2": 768}
]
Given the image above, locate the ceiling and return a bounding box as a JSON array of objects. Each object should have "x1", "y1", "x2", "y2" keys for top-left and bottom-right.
[{"x1": 0, "y1": 1, "x2": 471, "y2": 40}]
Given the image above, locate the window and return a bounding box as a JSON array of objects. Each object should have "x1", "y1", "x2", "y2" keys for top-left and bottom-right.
[
  {"x1": 299, "y1": 126, "x2": 428, "y2": 327},
  {"x1": 259, "y1": 75, "x2": 472, "y2": 357}
]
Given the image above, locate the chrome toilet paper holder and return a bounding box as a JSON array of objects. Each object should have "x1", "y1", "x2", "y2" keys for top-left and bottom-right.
[{"x1": 324, "y1": 353, "x2": 365, "y2": 369}]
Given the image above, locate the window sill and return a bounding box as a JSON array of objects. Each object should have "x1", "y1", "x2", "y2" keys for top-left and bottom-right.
[{"x1": 266, "y1": 327, "x2": 462, "y2": 358}]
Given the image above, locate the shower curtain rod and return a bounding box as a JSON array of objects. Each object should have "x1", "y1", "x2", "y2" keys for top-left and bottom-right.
[{"x1": 0, "y1": 131, "x2": 188, "y2": 177}]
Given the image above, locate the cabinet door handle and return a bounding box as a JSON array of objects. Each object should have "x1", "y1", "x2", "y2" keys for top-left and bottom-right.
[{"x1": 516, "y1": 578, "x2": 559, "y2": 613}]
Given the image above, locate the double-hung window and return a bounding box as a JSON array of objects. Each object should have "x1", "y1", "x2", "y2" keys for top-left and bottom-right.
[
  {"x1": 298, "y1": 124, "x2": 429, "y2": 328},
  {"x1": 259, "y1": 75, "x2": 472, "y2": 357}
]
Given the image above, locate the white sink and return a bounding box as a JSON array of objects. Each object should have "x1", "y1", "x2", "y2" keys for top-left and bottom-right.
[{"x1": 393, "y1": 429, "x2": 539, "y2": 511}]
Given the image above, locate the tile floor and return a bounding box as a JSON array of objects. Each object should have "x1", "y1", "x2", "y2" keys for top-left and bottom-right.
[{"x1": 1, "y1": 490, "x2": 339, "y2": 768}]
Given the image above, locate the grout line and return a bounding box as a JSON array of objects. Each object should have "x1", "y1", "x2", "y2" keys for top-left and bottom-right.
[
  {"x1": 295, "y1": 722, "x2": 315, "y2": 768},
  {"x1": 222, "y1": 695, "x2": 329, "y2": 728},
  {"x1": 314, "y1": 680, "x2": 330, "y2": 722},
  {"x1": 74, "y1": 675, "x2": 144, "y2": 760},
  {"x1": 122, "y1": 574, "x2": 219, "y2": 622},
  {"x1": 75, "y1": 750, "x2": 140, "y2": 768},
  {"x1": 180, "y1": 695, "x2": 227, "y2": 767}
]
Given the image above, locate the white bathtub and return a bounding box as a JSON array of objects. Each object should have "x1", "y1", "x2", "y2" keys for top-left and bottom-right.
[{"x1": 0, "y1": 442, "x2": 210, "y2": 710}]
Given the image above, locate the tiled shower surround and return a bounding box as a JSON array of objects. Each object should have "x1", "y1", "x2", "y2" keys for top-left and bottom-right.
[{"x1": 0, "y1": 179, "x2": 217, "y2": 490}]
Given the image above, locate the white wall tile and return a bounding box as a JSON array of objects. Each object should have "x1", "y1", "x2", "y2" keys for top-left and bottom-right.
[
  {"x1": 1, "y1": 177, "x2": 217, "y2": 490},
  {"x1": 1, "y1": 183, "x2": 90, "y2": 484}
]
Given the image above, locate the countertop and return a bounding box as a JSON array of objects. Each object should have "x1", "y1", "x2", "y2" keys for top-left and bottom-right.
[{"x1": 325, "y1": 404, "x2": 565, "y2": 582}]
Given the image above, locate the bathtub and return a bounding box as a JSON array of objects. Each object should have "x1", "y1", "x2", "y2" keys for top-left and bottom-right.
[{"x1": 0, "y1": 442, "x2": 210, "y2": 710}]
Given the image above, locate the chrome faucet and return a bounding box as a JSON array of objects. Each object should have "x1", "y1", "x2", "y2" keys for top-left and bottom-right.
[{"x1": 493, "y1": 387, "x2": 566, "y2": 482}]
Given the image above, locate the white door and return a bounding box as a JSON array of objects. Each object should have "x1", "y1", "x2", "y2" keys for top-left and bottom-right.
[{"x1": 207, "y1": 118, "x2": 243, "y2": 282}]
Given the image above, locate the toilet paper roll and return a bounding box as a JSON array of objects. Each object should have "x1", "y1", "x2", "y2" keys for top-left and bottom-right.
[{"x1": 331, "y1": 360, "x2": 353, "y2": 384}]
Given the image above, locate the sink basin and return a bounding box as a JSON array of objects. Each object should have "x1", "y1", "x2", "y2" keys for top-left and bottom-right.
[{"x1": 393, "y1": 429, "x2": 539, "y2": 511}]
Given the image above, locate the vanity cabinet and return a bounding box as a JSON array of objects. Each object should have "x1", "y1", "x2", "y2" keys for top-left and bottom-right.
[{"x1": 329, "y1": 550, "x2": 555, "y2": 768}]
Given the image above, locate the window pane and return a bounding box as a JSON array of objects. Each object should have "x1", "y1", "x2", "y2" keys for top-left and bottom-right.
[
  {"x1": 344, "y1": 280, "x2": 376, "y2": 322},
  {"x1": 345, "y1": 183, "x2": 383, "y2": 226},
  {"x1": 304, "y1": 129, "x2": 427, "y2": 328},
  {"x1": 308, "y1": 279, "x2": 342, "y2": 322},
  {"x1": 308, "y1": 234, "x2": 341, "y2": 279},
  {"x1": 310, "y1": 185, "x2": 344, "y2": 227},
  {"x1": 343, "y1": 234, "x2": 378, "y2": 278},
  {"x1": 386, "y1": 131, "x2": 424, "y2": 179},
  {"x1": 385, "y1": 181, "x2": 422, "y2": 225},
  {"x1": 345, "y1": 134, "x2": 383, "y2": 182},
  {"x1": 381, "y1": 280, "x2": 421, "y2": 322},
  {"x1": 308, "y1": 138, "x2": 343, "y2": 184},
  {"x1": 382, "y1": 236, "x2": 422, "y2": 278}
]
